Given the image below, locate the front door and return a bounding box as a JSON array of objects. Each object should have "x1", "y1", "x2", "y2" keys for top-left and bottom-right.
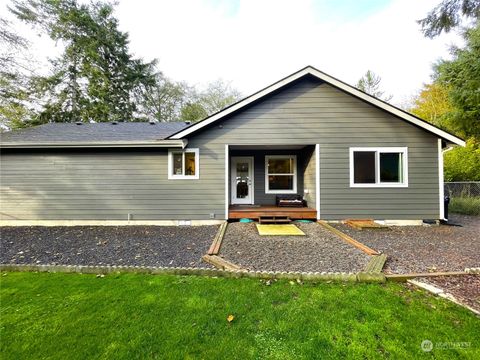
[{"x1": 231, "y1": 157, "x2": 254, "y2": 205}]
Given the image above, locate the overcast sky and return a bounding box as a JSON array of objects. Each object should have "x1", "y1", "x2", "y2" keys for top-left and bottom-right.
[{"x1": 2, "y1": 0, "x2": 463, "y2": 106}]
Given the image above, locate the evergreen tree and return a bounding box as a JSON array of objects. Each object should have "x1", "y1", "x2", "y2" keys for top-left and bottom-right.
[
  {"x1": 355, "y1": 70, "x2": 392, "y2": 102},
  {"x1": 418, "y1": 0, "x2": 480, "y2": 38},
  {"x1": 10, "y1": 0, "x2": 156, "y2": 124}
]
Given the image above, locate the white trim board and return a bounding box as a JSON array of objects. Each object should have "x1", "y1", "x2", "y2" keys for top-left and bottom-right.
[
  {"x1": 168, "y1": 66, "x2": 464, "y2": 147},
  {"x1": 315, "y1": 144, "x2": 320, "y2": 220},
  {"x1": 0, "y1": 220, "x2": 225, "y2": 226},
  {"x1": 225, "y1": 145, "x2": 229, "y2": 220},
  {"x1": 0, "y1": 139, "x2": 187, "y2": 149},
  {"x1": 438, "y1": 139, "x2": 445, "y2": 220}
]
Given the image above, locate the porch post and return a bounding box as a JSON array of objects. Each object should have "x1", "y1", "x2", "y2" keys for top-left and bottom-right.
[
  {"x1": 225, "y1": 144, "x2": 229, "y2": 220},
  {"x1": 315, "y1": 144, "x2": 320, "y2": 220}
]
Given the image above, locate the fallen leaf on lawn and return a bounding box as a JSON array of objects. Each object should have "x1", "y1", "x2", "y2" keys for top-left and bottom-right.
[{"x1": 227, "y1": 314, "x2": 234, "y2": 323}]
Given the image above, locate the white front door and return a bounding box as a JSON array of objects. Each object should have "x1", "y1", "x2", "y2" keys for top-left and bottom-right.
[{"x1": 231, "y1": 157, "x2": 254, "y2": 205}]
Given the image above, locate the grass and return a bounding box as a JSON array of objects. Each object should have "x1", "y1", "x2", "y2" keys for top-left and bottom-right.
[
  {"x1": 450, "y1": 196, "x2": 480, "y2": 216},
  {"x1": 1, "y1": 272, "x2": 479, "y2": 359}
]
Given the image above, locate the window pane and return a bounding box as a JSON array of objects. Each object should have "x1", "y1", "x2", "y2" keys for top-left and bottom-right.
[
  {"x1": 173, "y1": 153, "x2": 183, "y2": 175},
  {"x1": 380, "y1": 152, "x2": 402, "y2": 182},
  {"x1": 353, "y1": 151, "x2": 376, "y2": 184},
  {"x1": 185, "y1": 152, "x2": 196, "y2": 176},
  {"x1": 269, "y1": 175, "x2": 294, "y2": 190},
  {"x1": 268, "y1": 158, "x2": 293, "y2": 174}
]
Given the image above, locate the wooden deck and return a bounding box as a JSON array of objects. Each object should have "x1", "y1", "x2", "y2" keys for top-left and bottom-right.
[{"x1": 229, "y1": 205, "x2": 317, "y2": 220}]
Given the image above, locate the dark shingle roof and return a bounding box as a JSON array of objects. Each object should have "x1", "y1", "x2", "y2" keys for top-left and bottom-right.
[{"x1": 0, "y1": 122, "x2": 190, "y2": 143}]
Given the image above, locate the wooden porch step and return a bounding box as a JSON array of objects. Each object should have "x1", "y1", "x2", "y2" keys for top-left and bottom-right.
[{"x1": 259, "y1": 216, "x2": 291, "y2": 224}]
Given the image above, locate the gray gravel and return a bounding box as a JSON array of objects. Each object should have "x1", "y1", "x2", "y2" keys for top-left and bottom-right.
[
  {"x1": 0, "y1": 225, "x2": 219, "y2": 268},
  {"x1": 331, "y1": 214, "x2": 480, "y2": 274},
  {"x1": 220, "y1": 222, "x2": 371, "y2": 273}
]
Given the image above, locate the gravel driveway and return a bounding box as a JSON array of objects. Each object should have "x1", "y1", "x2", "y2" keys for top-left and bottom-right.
[
  {"x1": 220, "y1": 222, "x2": 370, "y2": 273},
  {"x1": 331, "y1": 214, "x2": 480, "y2": 274},
  {"x1": 0, "y1": 225, "x2": 218, "y2": 268}
]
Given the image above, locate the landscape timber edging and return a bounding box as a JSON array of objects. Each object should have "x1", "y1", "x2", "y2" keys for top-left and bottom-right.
[
  {"x1": 408, "y1": 279, "x2": 480, "y2": 316},
  {"x1": 0, "y1": 263, "x2": 385, "y2": 283}
]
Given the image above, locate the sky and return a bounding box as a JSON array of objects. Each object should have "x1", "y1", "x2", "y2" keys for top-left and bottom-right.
[{"x1": 1, "y1": 0, "x2": 464, "y2": 106}]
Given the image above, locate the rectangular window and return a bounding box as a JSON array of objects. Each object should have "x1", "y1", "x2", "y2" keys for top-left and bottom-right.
[
  {"x1": 350, "y1": 147, "x2": 407, "y2": 187},
  {"x1": 168, "y1": 148, "x2": 199, "y2": 179},
  {"x1": 265, "y1": 155, "x2": 297, "y2": 193}
]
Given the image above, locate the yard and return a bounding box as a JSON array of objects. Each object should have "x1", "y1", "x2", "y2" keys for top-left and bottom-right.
[{"x1": 1, "y1": 272, "x2": 479, "y2": 359}]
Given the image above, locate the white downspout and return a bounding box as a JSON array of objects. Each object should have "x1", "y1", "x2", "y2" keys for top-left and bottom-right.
[{"x1": 439, "y1": 141, "x2": 454, "y2": 221}]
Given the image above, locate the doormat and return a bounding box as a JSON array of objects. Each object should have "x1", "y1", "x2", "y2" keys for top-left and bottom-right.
[{"x1": 256, "y1": 224, "x2": 305, "y2": 236}]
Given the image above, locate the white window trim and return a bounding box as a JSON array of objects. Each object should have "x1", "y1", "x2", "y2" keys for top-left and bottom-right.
[
  {"x1": 265, "y1": 155, "x2": 297, "y2": 194},
  {"x1": 349, "y1": 147, "x2": 408, "y2": 188},
  {"x1": 168, "y1": 148, "x2": 200, "y2": 180}
]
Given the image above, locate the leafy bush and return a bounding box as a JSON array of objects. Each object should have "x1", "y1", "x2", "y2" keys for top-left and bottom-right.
[
  {"x1": 449, "y1": 197, "x2": 480, "y2": 216},
  {"x1": 444, "y1": 138, "x2": 480, "y2": 181}
]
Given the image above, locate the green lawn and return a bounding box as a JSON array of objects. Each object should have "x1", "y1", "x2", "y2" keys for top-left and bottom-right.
[{"x1": 1, "y1": 272, "x2": 479, "y2": 359}]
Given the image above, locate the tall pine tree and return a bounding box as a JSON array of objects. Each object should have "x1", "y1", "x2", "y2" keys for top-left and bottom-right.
[{"x1": 10, "y1": 0, "x2": 156, "y2": 123}]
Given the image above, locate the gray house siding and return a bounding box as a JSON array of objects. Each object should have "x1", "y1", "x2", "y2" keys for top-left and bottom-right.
[
  {"x1": 187, "y1": 77, "x2": 440, "y2": 220},
  {"x1": 0, "y1": 76, "x2": 440, "y2": 221},
  {"x1": 0, "y1": 149, "x2": 224, "y2": 220}
]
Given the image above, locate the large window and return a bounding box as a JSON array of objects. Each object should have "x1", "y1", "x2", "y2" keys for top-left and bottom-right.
[
  {"x1": 349, "y1": 147, "x2": 408, "y2": 187},
  {"x1": 168, "y1": 148, "x2": 199, "y2": 179},
  {"x1": 265, "y1": 155, "x2": 297, "y2": 193}
]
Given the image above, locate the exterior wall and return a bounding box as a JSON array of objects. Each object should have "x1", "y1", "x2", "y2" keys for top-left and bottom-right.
[
  {"x1": 0, "y1": 149, "x2": 223, "y2": 220},
  {"x1": 0, "y1": 77, "x2": 441, "y2": 221},
  {"x1": 187, "y1": 77, "x2": 440, "y2": 220}
]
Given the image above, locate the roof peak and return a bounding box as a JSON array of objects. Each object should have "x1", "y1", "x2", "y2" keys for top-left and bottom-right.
[{"x1": 168, "y1": 65, "x2": 464, "y2": 146}]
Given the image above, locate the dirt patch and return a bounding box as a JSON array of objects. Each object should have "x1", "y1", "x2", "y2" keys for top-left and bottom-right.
[
  {"x1": 220, "y1": 222, "x2": 370, "y2": 273},
  {"x1": 422, "y1": 275, "x2": 480, "y2": 313},
  {"x1": 331, "y1": 214, "x2": 480, "y2": 274},
  {"x1": 0, "y1": 225, "x2": 218, "y2": 268}
]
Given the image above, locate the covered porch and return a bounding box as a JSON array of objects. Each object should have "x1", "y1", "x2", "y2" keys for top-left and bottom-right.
[
  {"x1": 225, "y1": 144, "x2": 319, "y2": 220},
  {"x1": 228, "y1": 205, "x2": 317, "y2": 220}
]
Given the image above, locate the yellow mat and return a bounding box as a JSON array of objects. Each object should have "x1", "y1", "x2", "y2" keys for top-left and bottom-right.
[{"x1": 256, "y1": 224, "x2": 305, "y2": 236}]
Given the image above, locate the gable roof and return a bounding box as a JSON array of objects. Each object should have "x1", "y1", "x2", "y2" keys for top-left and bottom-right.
[
  {"x1": 167, "y1": 66, "x2": 465, "y2": 146},
  {"x1": 0, "y1": 122, "x2": 189, "y2": 148}
]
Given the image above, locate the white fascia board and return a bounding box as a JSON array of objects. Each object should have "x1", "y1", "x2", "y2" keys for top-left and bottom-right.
[
  {"x1": 307, "y1": 68, "x2": 465, "y2": 147},
  {"x1": 0, "y1": 139, "x2": 188, "y2": 149},
  {"x1": 169, "y1": 66, "x2": 465, "y2": 147}
]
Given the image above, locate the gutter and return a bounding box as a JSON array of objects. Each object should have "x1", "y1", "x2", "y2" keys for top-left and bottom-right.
[
  {"x1": 442, "y1": 146, "x2": 454, "y2": 154},
  {"x1": 0, "y1": 139, "x2": 188, "y2": 149}
]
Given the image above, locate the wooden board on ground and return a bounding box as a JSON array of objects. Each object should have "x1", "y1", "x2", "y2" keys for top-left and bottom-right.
[
  {"x1": 364, "y1": 254, "x2": 388, "y2": 273},
  {"x1": 345, "y1": 219, "x2": 388, "y2": 230},
  {"x1": 317, "y1": 221, "x2": 380, "y2": 256},
  {"x1": 207, "y1": 222, "x2": 228, "y2": 255},
  {"x1": 202, "y1": 254, "x2": 242, "y2": 271},
  {"x1": 385, "y1": 271, "x2": 467, "y2": 282},
  {"x1": 256, "y1": 224, "x2": 305, "y2": 236}
]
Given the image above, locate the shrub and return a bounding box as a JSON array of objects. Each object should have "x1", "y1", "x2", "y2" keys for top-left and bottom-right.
[{"x1": 449, "y1": 197, "x2": 480, "y2": 215}]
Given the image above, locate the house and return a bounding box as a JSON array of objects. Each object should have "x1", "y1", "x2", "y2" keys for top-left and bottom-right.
[{"x1": 0, "y1": 66, "x2": 464, "y2": 225}]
